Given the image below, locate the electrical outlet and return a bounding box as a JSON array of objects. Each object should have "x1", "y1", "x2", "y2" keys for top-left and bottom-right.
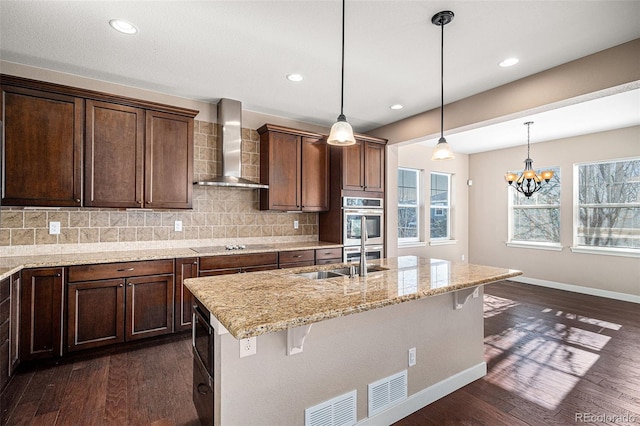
[
  {"x1": 49, "y1": 221, "x2": 61, "y2": 235},
  {"x1": 239, "y1": 337, "x2": 257, "y2": 358},
  {"x1": 408, "y1": 347, "x2": 416, "y2": 367},
  {"x1": 293, "y1": 220, "x2": 299, "y2": 229},
  {"x1": 174, "y1": 220, "x2": 183, "y2": 232},
  {"x1": 461, "y1": 254, "x2": 465, "y2": 261}
]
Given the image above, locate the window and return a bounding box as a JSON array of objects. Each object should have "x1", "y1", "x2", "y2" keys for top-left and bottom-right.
[
  {"x1": 398, "y1": 168, "x2": 419, "y2": 242},
  {"x1": 430, "y1": 172, "x2": 451, "y2": 240},
  {"x1": 574, "y1": 158, "x2": 640, "y2": 255},
  {"x1": 508, "y1": 166, "x2": 561, "y2": 247}
]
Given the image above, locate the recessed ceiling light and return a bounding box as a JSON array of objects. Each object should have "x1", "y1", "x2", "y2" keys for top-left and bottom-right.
[
  {"x1": 499, "y1": 57, "x2": 519, "y2": 68},
  {"x1": 286, "y1": 73, "x2": 304, "y2": 82},
  {"x1": 109, "y1": 19, "x2": 138, "y2": 35},
  {"x1": 390, "y1": 104, "x2": 403, "y2": 110}
]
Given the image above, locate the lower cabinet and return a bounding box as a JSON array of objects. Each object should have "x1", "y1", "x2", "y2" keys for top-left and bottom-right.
[
  {"x1": 20, "y1": 268, "x2": 64, "y2": 361},
  {"x1": 314, "y1": 247, "x2": 343, "y2": 265},
  {"x1": 175, "y1": 258, "x2": 199, "y2": 332},
  {"x1": 67, "y1": 260, "x2": 174, "y2": 352},
  {"x1": 199, "y1": 253, "x2": 278, "y2": 276},
  {"x1": 278, "y1": 249, "x2": 315, "y2": 269}
]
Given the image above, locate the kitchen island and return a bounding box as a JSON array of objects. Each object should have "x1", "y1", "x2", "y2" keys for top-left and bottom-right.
[{"x1": 184, "y1": 256, "x2": 522, "y2": 425}]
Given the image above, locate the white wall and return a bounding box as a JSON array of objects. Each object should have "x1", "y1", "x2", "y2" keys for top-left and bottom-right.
[
  {"x1": 387, "y1": 144, "x2": 469, "y2": 263},
  {"x1": 469, "y1": 126, "x2": 640, "y2": 298}
]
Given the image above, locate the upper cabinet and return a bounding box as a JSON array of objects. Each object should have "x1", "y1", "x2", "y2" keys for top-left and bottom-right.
[
  {"x1": 1, "y1": 75, "x2": 197, "y2": 209},
  {"x1": 1, "y1": 85, "x2": 83, "y2": 207},
  {"x1": 258, "y1": 124, "x2": 328, "y2": 212},
  {"x1": 333, "y1": 135, "x2": 387, "y2": 196}
]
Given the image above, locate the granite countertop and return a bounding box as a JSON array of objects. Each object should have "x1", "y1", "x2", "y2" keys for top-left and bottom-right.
[
  {"x1": 0, "y1": 241, "x2": 342, "y2": 280},
  {"x1": 184, "y1": 256, "x2": 523, "y2": 339}
]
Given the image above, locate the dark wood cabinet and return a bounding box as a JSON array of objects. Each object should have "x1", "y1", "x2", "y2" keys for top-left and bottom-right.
[
  {"x1": 1, "y1": 75, "x2": 197, "y2": 209},
  {"x1": 175, "y1": 258, "x2": 198, "y2": 332},
  {"x1": 20, "y1": 268, "x2": 64, "y2": 361},
  {"x1": 84, "y1": 100, "x2": 144, "y2": 207},
  {"x1": 314, "y1": 247, "x2": 343, "y2": 265},
  {"x1": 67, "y1": 260, "x2": 174, "y2": 352},
  {"x1": 341, "y1": 138, "x2": 385, "y2": 194},
  {"x1": 145, "y1": 111, "x2": 194, "y2": 209},
  {"x1": 1, "y1": 276, "x2": 9, "y2": 390},
  {"x1": 9, "y1": 273, "x2": 20, "y2": 378},
  {"x1": 1, "y1": 85, "x2": 83, "y2": 207},
  {"x1": 199, "y1": 253, "x2": 278, "y2": 276},
  {"x1": 258, "y1": 124, "x2": 328, "y2": 211},
  {"x1": 278, "y1": 249, "x2": 315, "y2": 269}
]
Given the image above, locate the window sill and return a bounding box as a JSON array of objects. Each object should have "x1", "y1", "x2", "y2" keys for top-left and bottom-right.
[
  {"x1": 398, "y1": 241, "x2": 427, "y2": 248},
  {"x1": 506, "y1": 241, "x2": 563, "y2": 251},
  {"x1": 570, "y1": 246, "x2": 640, "y2": 258},
  {"x1": 429, "y1": 239, "x2": 457, "y2": 246}
]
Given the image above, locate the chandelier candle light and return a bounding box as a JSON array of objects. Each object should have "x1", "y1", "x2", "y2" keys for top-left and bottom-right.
[
  {"x1": 505, "y1": 121, "x2": 554, "y2": 198},
  {"x1": 327, "y1": 0, "x2": 356, "y2": 146}
]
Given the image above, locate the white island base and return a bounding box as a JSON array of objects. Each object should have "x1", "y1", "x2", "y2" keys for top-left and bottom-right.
[{"x1": 211, "y1": 287, "x2": 485, "y2": 425}]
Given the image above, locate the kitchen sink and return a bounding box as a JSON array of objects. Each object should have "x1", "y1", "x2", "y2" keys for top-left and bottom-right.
[
  {"x1": 296, "y1": 265, "x2": 388, "y2": 280},
  {"x1": 295, "y1": 271, "x2": 345, "y2": 280}
]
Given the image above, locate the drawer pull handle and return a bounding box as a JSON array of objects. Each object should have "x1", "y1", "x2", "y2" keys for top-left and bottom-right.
[
  {"x1": 117, "y1": 268, "x2": 135, "y2": 272},
  {"x1": 197, "y1": 383, "x2": 209, "y2": 395},
  {"x1": 292, "y1": 255, "x2": 302, "y2": 258}
]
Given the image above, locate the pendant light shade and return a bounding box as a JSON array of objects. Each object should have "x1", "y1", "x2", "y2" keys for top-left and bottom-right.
[
  {"x1": 431, "y1": 10, "x2": 455, "y2": 161},
  {"x1": 327, "y1": 0, "x2": 356, "y2": 146}
]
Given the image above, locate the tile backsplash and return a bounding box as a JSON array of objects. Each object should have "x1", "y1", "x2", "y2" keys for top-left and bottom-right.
[{"x1": 0, "y1": 120, "x2": 318, "y2": 255}]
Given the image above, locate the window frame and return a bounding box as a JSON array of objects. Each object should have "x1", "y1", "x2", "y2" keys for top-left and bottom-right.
[
  {"x1": 507, "y1": 165, "x2": 562, "y2": 250},
  {"x1": 571, "y1": 157, "x2": 640, "y2": 258},
  {"x1": 397, "y1": 167, "x2": 421, "y2": 244},
  {"x1": 429, "y1": 172, "x2": 453, "y2": 241}
]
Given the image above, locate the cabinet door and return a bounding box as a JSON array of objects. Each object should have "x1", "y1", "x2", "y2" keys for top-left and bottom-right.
[
  {"x1": 342, "y1": 140, "x2": 364, "y2": 191},
  {"x1": 301, "y1": 137, "x2": 329, "y2": 211},
  {"x1": 67, "y1": 278, "x2": 125, "y2": 352},
  {"x1": 126, "y1": 274, "x2": 174, "y2": 341},
  {"x1": 364, "y1": 141, "x2": 385, "y2": 193},
  {"x1": 262, "y1": 131, "x2": 301, "y2": 210},
  {"x1": 20, "y1": 268, "x2": 63, "y2": 360},
  {"x1": 9, "y1": 273, "x2": 20, "y2": 375},
  {"x1": 145, "y1": 111, "x2": 193, "y2": 209},
  {"x1": 175, "y1": 258, "x2": 198, "y2": 332},
  {"x1": 85, "y1": 100, "x2": 144, "y2": 207},
  {"x1": 1, "y1": 86, "x2": 82, "y2": 206}
]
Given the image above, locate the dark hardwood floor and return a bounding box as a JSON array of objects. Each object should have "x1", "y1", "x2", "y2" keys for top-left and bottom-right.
[{"x1": 2, "y1": 281, "x2": 638, "y2": 425}]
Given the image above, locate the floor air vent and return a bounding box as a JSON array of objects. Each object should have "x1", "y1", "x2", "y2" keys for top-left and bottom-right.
[
  {"x1": 305, "y1": 390, "x2": 357, "y2": 426},
  {"x1": 368, "y1": 370, "x2": 407, "y2": 417}
]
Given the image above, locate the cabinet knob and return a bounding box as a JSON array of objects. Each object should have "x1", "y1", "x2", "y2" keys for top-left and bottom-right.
[
  {"x1": 75, "y1": 198, "x2": 81, "y2": 203},
  {"x1": 119, "y1": 283, "x2": 124, "y2": 287},
  {"x1": 127, "y1": 283, "x2": 132, "y2": 286},
  {"x1": 192, "y1": 261, "x2": 198, "y2": 265},
  {"x1": 55, "y1": 273, "x2": 61, "y2": 277},
  {"x1": 137, "y1": 200, "x2": 142, "y2": 204}
]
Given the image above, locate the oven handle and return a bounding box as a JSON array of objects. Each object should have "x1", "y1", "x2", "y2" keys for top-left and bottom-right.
[
  {"x1": 344, "y1": 245, "x2": 384, "y2": 253},
  {"x1": 344, "y1": 209, "x2": 383, "y2": 215}
]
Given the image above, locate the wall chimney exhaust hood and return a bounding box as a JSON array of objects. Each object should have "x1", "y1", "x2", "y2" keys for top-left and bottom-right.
[{"x1": 194, "y1": 98, "x2": 268, "y2": 189}]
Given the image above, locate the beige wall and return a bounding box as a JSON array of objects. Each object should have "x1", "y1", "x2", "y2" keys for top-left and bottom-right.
[
  {"x1": 469, "y1": 126, "x2": 640, "y2": 297},
  {"x1": 215, "y1": 288, "x2": 484, "y2": 425},
  {"x1": 387, "y1": 144, "x2": 469, "y2": 263}
]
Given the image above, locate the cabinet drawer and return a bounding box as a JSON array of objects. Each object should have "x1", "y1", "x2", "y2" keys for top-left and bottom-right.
[
  {"x1": 279, "y1": 250, "x2": 314, "y2": 264},
  {"x1": 280, "y1": 260, "x2": 315, "y2": 269},
  {"x1": 316, "y1": 258, "x2": 342, "y2": 266},
  {"x1": 68, "y1": 259, "x2": 174, "y2": 282},
  {"x1": 0, "y1": 298, "x2": 9, "y2": 325},
  {"x1": 0, "y1": 277, "x2": 9, "y2": 302},
  {"x1": 200, "y1": 253, "x2": 278, "y2": 271},
  {"x1": 315, "y1": 248, "x2": 342, "y2": 261}
]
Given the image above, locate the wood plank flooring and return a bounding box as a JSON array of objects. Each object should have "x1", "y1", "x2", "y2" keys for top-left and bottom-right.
[{"x1": 2, "y1": 281, "x2": 638, "y2": 425}]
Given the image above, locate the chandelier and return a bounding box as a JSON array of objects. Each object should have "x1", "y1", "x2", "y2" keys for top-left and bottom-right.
[{"x1": 504, "y1": 121, "x2": 554, "y2": 197}]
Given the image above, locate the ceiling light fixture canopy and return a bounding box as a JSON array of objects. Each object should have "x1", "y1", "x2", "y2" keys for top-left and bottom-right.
[
  {"x1": 431, "y1": 10, "x2": 455, "y2": 161},
  {"x1": 327, "y1": 0, "x2": 356, "y2": 146},
  {"x1": 505, "y1": 121, "x2": 554, "y2": 198}
]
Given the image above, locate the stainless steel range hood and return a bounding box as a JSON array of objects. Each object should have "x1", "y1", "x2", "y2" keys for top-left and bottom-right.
[{"x1": 194, "y1": 98, "x2": 268, "y2": 189}]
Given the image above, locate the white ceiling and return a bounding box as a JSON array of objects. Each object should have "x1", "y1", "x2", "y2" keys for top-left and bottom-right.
[{"x1": 1, "y1": 1, "x2": 639, "y2": 153}]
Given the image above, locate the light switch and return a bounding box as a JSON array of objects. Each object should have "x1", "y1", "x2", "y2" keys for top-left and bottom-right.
[
  {"x1": 174, "y1": 220, "x2": 183, "y2": 232},
  {"x1": 49, "y1": 221, "x2": 61, "y2": 235}
]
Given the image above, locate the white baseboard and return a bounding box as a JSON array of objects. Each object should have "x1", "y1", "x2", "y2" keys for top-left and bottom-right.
[
  {"x1": 357, "y1": 362, "x2": 487, "y2": 425},
  {"x1": 511, "y1": 276, "x2": 640, "y2": 304}
]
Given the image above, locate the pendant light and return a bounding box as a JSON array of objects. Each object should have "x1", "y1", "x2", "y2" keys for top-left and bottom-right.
[
  {"x1": 505, "y1": 121, "x2": 554, "y2": 198},
  {"x1": 431, "y1": 10, "x2": 455, "y2": 160},
  {"x1": 327, "y1": 0, "x2": 356, "y2": 146}
]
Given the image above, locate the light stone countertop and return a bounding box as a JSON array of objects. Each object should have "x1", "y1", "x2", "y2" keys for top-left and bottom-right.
[
  {"x1": 0, "y1": 241, "x2": 342, "y2": 281},
  {"x1": 184, "y1": 256, "x2": 523, "y2": 339}
]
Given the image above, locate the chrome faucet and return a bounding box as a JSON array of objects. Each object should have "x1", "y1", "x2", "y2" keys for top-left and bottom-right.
[{"x1": 360, "y1": 215, "x2": 367, "y2": 277}]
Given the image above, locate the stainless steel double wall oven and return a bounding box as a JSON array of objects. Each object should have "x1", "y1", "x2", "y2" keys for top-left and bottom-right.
[{"x1": 342, "y1": 196, "x2": 384, "y2": 262}]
